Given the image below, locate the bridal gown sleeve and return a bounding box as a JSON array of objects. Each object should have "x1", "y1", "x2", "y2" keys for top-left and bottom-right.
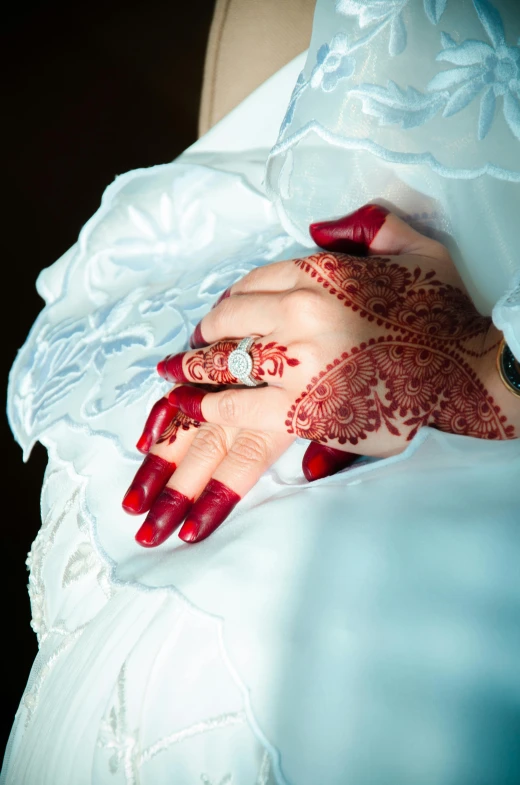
[{"x1": 3, "y1": 3, "x2": 520, "y2": 785}]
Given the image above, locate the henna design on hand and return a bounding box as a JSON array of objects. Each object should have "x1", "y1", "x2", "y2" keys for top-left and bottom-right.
[
  {"x1": 156, "y1": 409, "x2": 199, "y2": 446},
  {"x1": 287, "y1": 337, "x2": 514, "y2": 444},
  {"x1": 289, "y1": 253, "x2": 515, "y2": 444},
  {"x1": 185, "y1": 340, "x2": 300, "y2": 385},
  {"x1": 296, "y1": 253, "x2": 489, "y2": 347}
]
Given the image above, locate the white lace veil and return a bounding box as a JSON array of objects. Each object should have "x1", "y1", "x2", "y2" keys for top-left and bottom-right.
[{"x1": 266, "y1": 0, "x2": 520, "y2": 315}]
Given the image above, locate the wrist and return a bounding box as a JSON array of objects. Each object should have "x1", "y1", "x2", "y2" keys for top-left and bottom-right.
[{"x1": 477, "y1": 325, "x2": 520, "y2": 438}]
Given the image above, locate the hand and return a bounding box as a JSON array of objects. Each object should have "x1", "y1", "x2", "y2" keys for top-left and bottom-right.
[
  {"x1": 122, "y1": 260, "x2": 359, "y2": 549},
  {"x1": 158, "y1": 205, "x2": 517, "y2": 467},
  {"x1": 121, "y1": 390, "x2": 294, "y2": 546}
]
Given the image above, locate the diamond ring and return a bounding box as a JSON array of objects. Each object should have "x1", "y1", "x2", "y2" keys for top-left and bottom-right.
[{"x1": 227, "y1": 337, "x2": 259, "y2": 386}]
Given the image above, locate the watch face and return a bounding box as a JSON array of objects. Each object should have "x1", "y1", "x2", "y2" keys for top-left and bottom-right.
[{"x1": 500, "y1": 342, "x2": 520, "y2": 396}]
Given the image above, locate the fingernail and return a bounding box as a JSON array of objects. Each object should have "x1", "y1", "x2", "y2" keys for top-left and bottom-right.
[
  {"x1": 302, "y1": 443, "x2": 357, "y2": 482},
  {"x1": 136, "y1": 397, "x2": 178, "y2": 453},
  {"x1": 177, "y1": 519, "x2": 198, "y2": 542},
  {"x1": 156, "y1": 352, "x2": 188, "y2": 382},
  {"x1": 310, "y1": 204, "x2": 389, "y2": 255},
  {"x1": 122, "y1": 453, "x2": 176, "y2": 515},
  {"x1": 122, "y1": 487, "x2": 144, "y2": 514},
  {"x1": 189, "y1": 322, "x2": 207, "y2": 349},
  {"x1": 167, "y1": 385, "x2": 207, "y2": 423},
  {"x1": 135, "y1": 487, "x2": 193, "y2": 547},
  {"x1": 178, "y1": 479, "x2": 241, "y2": 543},
  {"x1": 136, "y1": 433, "x2": 151, "y2": 453}
]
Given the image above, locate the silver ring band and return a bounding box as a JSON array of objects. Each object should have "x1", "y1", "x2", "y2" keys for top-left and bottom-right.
[{"x1": 227, "y1": 337, "x2": 259, "y2": 386}]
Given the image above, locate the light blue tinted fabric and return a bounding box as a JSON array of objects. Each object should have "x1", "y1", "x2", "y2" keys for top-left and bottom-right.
[
  {"x1": 266, "y1": 0, "x2": 520, "y2": 316},
  {"x1": 3, "y1": 6, "x2": 520, "y2": 784}
]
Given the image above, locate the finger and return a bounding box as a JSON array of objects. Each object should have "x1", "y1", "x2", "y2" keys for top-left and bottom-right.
[
  {"x1": 122, "y1": 453, "x2": 177, "y2": 516},
  {"x1": 167, "y1": 383, "x2": 291, "y2": 432},
  {"x1": 190, "y1": 264, "x2": 299, "y2": 348},
  {"x1": 229, "y1": 260, "x2": 298, "y2": 296},
  {"x1": 191, "y1": 292, "x2": 281, "y2": 348},
  {"x1": 302, "y1": 442, "x2": 357, "y2": 482},
  {"x1": 135, "y1": 394, "x2": 178, "y2": 454},
  {"x1": 122, "y1": 408, "x2": 199, "y2": 517},
  {"x1": 178, "y1": 431, "x2": 294, "y2": 543},
  {"x1": 135, "y1": 423, "x2": 237, "y2": 547},
  {"x1": 310, "y1": 204, "x2": 448, "y2": 262},
  {"x1": 157, "y1": 338, "x2": 300, "y2": 387},
  {"x1": 310, "y1": 204, "x2": 389, "y2": 256}
]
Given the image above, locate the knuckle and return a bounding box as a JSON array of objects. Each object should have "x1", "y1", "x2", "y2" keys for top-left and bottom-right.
[
  {"x1": 217, "y1": 390, "x2": 240, "y2": 424},
  {"x1": 190, "y1": 425, "x2": 228, "y2": 461},
  {"x1": 429, "y1": 239, "x2": 451, "y2": 263},
  {"x1": 283, "y1": 288, "x2": 322, "y2": 321},
  {"x1": 237, "y1": 267, "x2": 265, "y2": 293},
  {"x1": 229, "y1": 431, "x2": 270, "y2": 465}
]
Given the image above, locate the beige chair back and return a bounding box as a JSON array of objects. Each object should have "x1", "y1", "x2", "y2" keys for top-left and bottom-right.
[{"x1": 199, "y1": 0, "x2": 315, "y2": 136}]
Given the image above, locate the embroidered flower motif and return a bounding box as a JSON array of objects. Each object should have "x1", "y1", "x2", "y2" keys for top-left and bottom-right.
[
  {"x1": 428, "y1": 0, "x2": 520, "y2": 139},
  {"x1": 310, "y1": 34, "x2": 356, "y2": 92},
  {"x1": 336, "y1": 0, "x2": 409, "y2": 55},
  {"x1": 336, "y1": 0, "x2": 448, "y2": 56}
]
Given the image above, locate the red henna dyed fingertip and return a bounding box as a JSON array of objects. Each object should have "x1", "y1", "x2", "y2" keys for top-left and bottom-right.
[
  {"x1": 302, "y1": 443, "x2": 357, "y2": 482},
  {"x1": 156, "y1": 352, "x2": 189, "y2": 382},
  {"x1": 136, "y1": 487, "x2": 193, "y2": 547},
  {"x1": 122, "y1": 453, "x2": 177, "y2": 515},
  {"x1": 122, "y1": 488, "x2": 144, "y2": 514},
  {"x1": 136, "y1": 433, "x2": 151, "y2": 454},
  {"x1": 178, "y1": 479, "x2": 241, "y2": 543},
  {"x1": 135, "y1": 396, "x2": 178, "y2": 454},
  {"x1": 310, "y1": 204, "x2": 390, "y2": 255},
  {"x1": 189, "y1": 322, "x2": 207, "y2": 349},
  {"x1": 135, "y1": 521, "x2": 156, "y2": 546},
  {"x1": 167, "y1": 385, "x2": 207, "y2": 422},
  {"x1": 177, "y1": 519, "x2": 198, "y2": 543}
]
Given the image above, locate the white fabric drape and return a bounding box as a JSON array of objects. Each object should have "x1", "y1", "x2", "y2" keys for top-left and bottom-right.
[{"x1": 3, "y1": 4, "x2": 520, "y2": 784}]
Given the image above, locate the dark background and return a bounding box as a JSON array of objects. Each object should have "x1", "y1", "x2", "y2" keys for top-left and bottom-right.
[{"x1": 2, "y1": 0, "x2": 216, "y2": 756}]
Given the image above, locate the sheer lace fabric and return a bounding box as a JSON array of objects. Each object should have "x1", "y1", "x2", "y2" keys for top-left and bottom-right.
[{"x1": 266, "y1": 0, "x2": 520, "y2": 314}]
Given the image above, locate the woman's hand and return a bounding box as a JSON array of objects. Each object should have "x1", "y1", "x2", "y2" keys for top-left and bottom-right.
[
  {"x1": 124, "y1": 204, "x2": 518, "y2": 547},
  {"x1": 158, "y1": 205, "x2": 517, "y2": 485},
  {"x1": 121, "y1": 392, "x2": 295, "y2": 547}
]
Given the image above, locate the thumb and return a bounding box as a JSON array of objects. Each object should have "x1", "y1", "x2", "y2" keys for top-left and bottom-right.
[
  {"x1": 310, "y1": 204, "x2": 448, "y2": 261},
  {"x1": 302, "y1": 442, "x2": 357, "y2": 482}
]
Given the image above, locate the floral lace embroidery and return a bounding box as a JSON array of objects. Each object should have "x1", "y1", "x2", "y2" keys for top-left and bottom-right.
[
  {"x1": 278, "y1": 0, "x2": 519, "y2": 151},
  {"x1": 26, "y1": 484, "x2": 81, "y2": 642},
  {"x1": 8, "y1": 170, "x2": 296, "y2": 457},
  {"x1": 310, "y1": 34, "x2": 355, "y2": 92},
  {"x1": 355, "y1": 3, "x2": 520, "y2": 139},
  {"x1": 62, "y1": 541, "x2": 106, "y2": 588},
  {"x1": 97, "y1": 662, "x2": 274, "y2": 783},
  {"x1": 20, "y1": 460, "x2": 115, "y2": 734}
]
